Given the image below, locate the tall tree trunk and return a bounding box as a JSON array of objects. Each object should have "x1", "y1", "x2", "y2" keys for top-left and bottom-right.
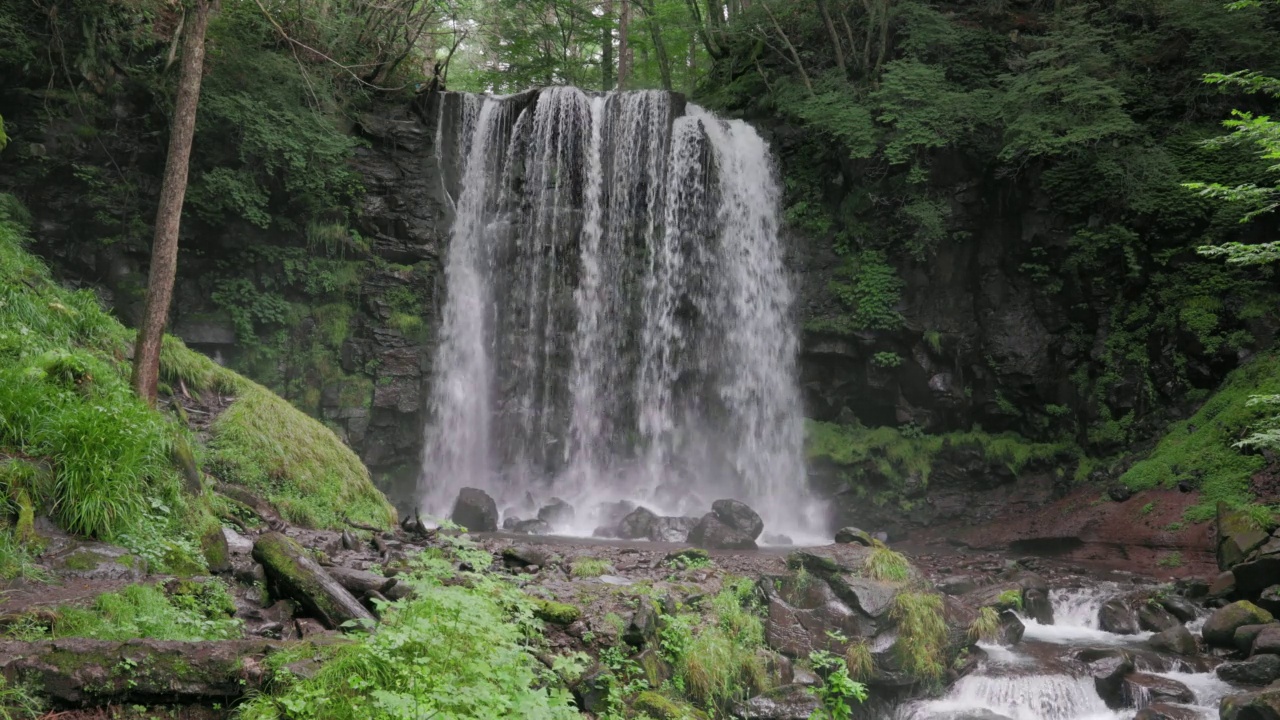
[
  {"x1": 637, "y1": 0, "x2": 673, "y2": 91},
  {"x1": 618, "y1": 0, "x2": 632, "y2": 89},
  {"x1": 817, "y1": 0, "x2": 847, "y2": 76},
  {"x1": 602, "y1": 0, "x2": 615, "y2": 89},
  {"x1": 132, "y1": 0, "x2": 215, "y2": 407}
]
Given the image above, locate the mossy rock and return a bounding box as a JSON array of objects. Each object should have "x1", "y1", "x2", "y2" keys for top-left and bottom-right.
[
  {"x1": 1203, "y1": 601, "x2": 1275, "y2": 648},
  {"x1": 631, "y1": 690, "x2": 709, "y2": 720},
  {"x1": 52, "y1": 544, "x2": 147, "y2": 581},
  {"x1": 532, "y1": 598, "x2": 581, "y2": 625},
  {"x1": 199, "y1": 524, "x2": 231, "y2": 574}
]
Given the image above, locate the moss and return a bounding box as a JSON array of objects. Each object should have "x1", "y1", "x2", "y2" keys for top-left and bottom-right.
[
  {"x1": 199, "y1": 523, "x2": 229, "y2": 571},
  {"x1": 570, "y1": 557, "x2": 612, "y2": 578},
  {"x1": 13, "y1": 487, "x2": 36, "y2": 546},
  {"x1": 62, "y1": 549, "x2": 104, "y2": 571},
  {"x1": 205, "y1": 378, "x2": 396, "y2": 530},
  {"x1": 632, "y1": 690, "x2": 708, "y2": 720},
  {"x1": 1121, "y1": 353, "x2": 1280, "y2": 522},
  {"x1": 531, "y1": 598, "x2": 581, "y2": 625}
]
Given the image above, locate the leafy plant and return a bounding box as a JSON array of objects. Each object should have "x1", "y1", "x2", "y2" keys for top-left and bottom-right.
[
  {"x1": 808, "y1": 649, "x2": 869, "y2": 720},
  {"x1": 996, "y1": 589, "x2": 1024, "y2": 611}
]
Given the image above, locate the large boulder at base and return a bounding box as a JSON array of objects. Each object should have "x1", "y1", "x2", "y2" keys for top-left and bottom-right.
[
  {"x1": 1220, "y1": 687, "x2": 1280, "y2": 720},
  {"x1": 1217, "y1": 654, "x2": 1280, "y2": 685},
  {"x1": 834, "y1": 527, "x2": 873, "y2": 546},
  {"x1": 1210, "y1": 571, "x2": 1238, "y2": 599},
  {"x1": 1099, "y1": 598, "x2": 1140, "y2": 635},
  {"x1": 1253, "y1": 625, "x2": 1280, "y2": 656},
  {"x1": 711, "y1": 499, "x2": 764, "y2": 540},
  {"x1": 617, "y1": 507, "x2": 658, "y2": 540},
  {"x1": 537, "y1": 498, "x2": 575, "y2": 528},
  {"x1": 1236, "y1": 624, "x2": 1275, "y2": 654},
  {"x1": 827, "y1": 574, "x2": 897, "y2": 618},
  {"x1": 450, "y1": 487, "x2": 498, "y2": 532},
  {"x1": 1149, "y1": 624, "x2": 1197, "y2": 656},
  {"x1": 1134, "y1": 704, "x2": 1204, "y2": 720},
  {"x1": 1158, "y1": 595, "x2": 1199, "y2": 623},
  {"x1": 688, "y1": 513, "x2": 757, "y2": 550},
  {"x1": 1203, "y1": 601, "x2": 1275, "y2": 648},
  {"x1": 1219, "y1": 510, "x2": 1273, "y2": 570},
  {"x1": 999, "y1": 610, "x2": 1026, "y2": 646},
  {"x1": 734, "y1": 684, "x2": 821, "y2": 720},
  {"x1": 649, "y1": 516, "x2": 698, "y2": 543},
  {"x1": 1121, "y1": 673, "x2": 1194, "y2": 706},
  {"x1": 512, "y1": 519, "x2": 552, "y2": 535},
  {"x1": 1137, "y1": 602, "x2": 1180, "y2": 632}
]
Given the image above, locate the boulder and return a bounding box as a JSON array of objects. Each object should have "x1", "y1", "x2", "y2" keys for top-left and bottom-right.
[
  {"x1": 594, "y1": 500, "x2": 637, "y2": 530},
  {"x1": 999, "y1": 610, "x2": 1026, "y2": 646},
  {"x1": 1236, "y1": 624, "x2": 1275, "y2": 654},
  {"x1": 502, "y1": 516, "x2": 522, "y2": 531},
  {"x1": 1157, "y1": 594, "x2": 1199, "y2": 623},
  {"x1": 450, "y1": 487, "x2": 498, "y2": 532},
  {"x1": 1108, "y1": 485, "x2": 1133, "y2": 502},
  {"x1": 1121, "y1": 673, "x2": 1194, "y2": 706},
  {"x1": 1099, "y1": 598, "x2": 1139, "y2": 635},
  {"x1": 827, "y1": 575, "x2": 897, "y2": 618},
  {"x1": 1149, "y1": 624, "x2": 1197, "y2": 656},
  {"x1": 572, "y1": 666, "x2": 613, "y2": 714},
  {"x1": 834, "y1": 527, "x2": 873, "y2": 546},
  {"x1": 734, "y1": 684, "x2": 821, "y2": 720},
  {"x1": 1254, "y1": 624, "x2": 1280, "y2": 655},
  {"x1": 711, "y1": 499, "x2": 764, "y2": 540},
  {"x1": 688, "y1": 513, "x2": 757, "y2": 550},
  {"x1": 1082, "y1": 649, "x2": 1135, "y2": 708},
  {"x1": 1217, "y1": 654, "x2": 1280, "y2": 685},
  {"x1": 649, "y1": 516, "x2": 698, "y2": 543},
  {"x1": 1259, "y1": 585, "x2": 1280, "y2": 616},
  {"x1": 48, "y1": 542, "x2": 148, "y2": 582},
  {"x1": 1203, "y1": 601, "x2": 1275, "y2": 648},
  {"x1": 1137, "y1": 602, "x2": 1180, "y2": 632},
  {"x1": 624, "y1": 599, "x2": 660, "y2": 648},
  {"x1": 512, "y1": 519, "x2": 552, "y2": 535},
  {"x1": 502, "y1": 545, "x2": 553, "y2": 569},
  {"x1": 1210, "y1": 570, "x2": 1239, "y2": 599},
  {"x1": 618, "y1": 507, "x2": 658, "y2": 540},
  {"x1": 762, "y1": 533, "x2": 794, "y2": 546},
  {"x1": 1220, "y1": 687, "x2": 1280, "y2": 720},
  {"x1": 537, "y1": 498, "x2": 575, "y2": 528},
  {"x1": 937, "y1": 575, "x2": 980, "y2": 596},
  {"x1": 1219, "y1": 509, "x2": 1273, "y2": 569},
  {"x1": 1235, "y1": 557, "x2": 1280, "y2": 599}
]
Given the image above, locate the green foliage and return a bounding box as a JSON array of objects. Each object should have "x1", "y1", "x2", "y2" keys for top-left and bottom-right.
[
  {"x1": 0, "y1": 676, "x2": 45, "y2": 720},
  {"x1": 889, "y1": 592, "x2": 948, "y2": 682},
  {"x1": 818, "y1": 251, "x2": 904, "y2": 333},
  {"x1": 995, "y1": 589, "x2": 1024, "y2": 611},
  {"x1": 6, "y1": 582, "x2": 240, "y2": 642},
  {"x1": 665, "y1": 549, "x2": 713, "y2": 571},
  {"x1": 968, "y1": 606, "x2": 1001, "y2": 643},
  {"x1": 1157, "y1": 552, "x2": 1184, "y2": 568},
  {"x1": 569, "y1": 557, "x2": 613, "y2": 578},
  {"x1": 807, "y1": 648, "x2": 868, "y2": 720},
  {"x1": 238, "y1": 546, "x2": 580, "y2": 720},
  {"x1": 669, "y1": 578, "x2": 768, "y2": 713},
  {"x1": 863, "y1": 547, "x2": 910, "y2": 582},
  {"x1": 1121, "y1": 353, "x2": 1280, "y2": 522}
]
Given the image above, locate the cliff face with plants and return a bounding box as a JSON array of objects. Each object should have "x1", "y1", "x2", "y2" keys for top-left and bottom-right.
[{"x1": 2, "y1": 0, "x2": 1280, "y2": 526}]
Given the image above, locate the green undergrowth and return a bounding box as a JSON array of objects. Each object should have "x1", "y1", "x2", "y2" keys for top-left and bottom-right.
[
  {"x1": 1121, "y1": 352, "x2": 1280, "y2": 522},
  {"x1": 4, "y1": 581, "x2": 240, "y2": 642},
  {"x1": 806, "y1": 420, "x2": 1079, "y2": 489},
  {"x1": 890, "y1": 592, "x2": 948, "y2": 683},
  {"x1": 237, "y1": 538, "x2": 580, "y2": 720}
]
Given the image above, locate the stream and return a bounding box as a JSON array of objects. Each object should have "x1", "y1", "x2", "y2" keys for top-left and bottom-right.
[{"x1": 900, "y1": 584, "x2": 1236, "y2": 720}]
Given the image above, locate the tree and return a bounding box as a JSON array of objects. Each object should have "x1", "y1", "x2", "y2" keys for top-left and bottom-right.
[{"x1": 132, "y1": 0, "x2": 217, "y2": 405}]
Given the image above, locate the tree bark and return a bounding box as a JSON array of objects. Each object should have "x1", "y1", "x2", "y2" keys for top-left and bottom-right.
[
  {"x1": 618, "y1": 0, "x2": 632, "y2": 89},
  {"x1": 132, "y1": 0, "x2": 215, "y2": 407},
  {"x1": 0, "y1": 637, "x2": 314, "y2": 705},
  {"x1": 253, "y1": 532, "x2": 377, "y2": 629},
  {"x1": 818, "y1": 0, "x2": 847, "y2": 75},
  {"x1": 602, "y1": 0, "x2": 615, "y2": 89},
  {"x1": 636, "y1": 0, "x2": 673, "y2": 91}
]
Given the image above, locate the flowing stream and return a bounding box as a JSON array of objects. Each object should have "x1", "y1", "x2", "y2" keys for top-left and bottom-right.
[
  {"x1": 900, "y1": 586, "x2": 1234, "y2": 720},
  {"x1": 417, "y1": 88, "x2": 818, "y2": 539}
]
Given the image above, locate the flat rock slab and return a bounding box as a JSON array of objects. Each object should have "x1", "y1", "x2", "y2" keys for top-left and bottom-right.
[{"x1": 47, "y1": 542, "x2": 147, "y2": 582}]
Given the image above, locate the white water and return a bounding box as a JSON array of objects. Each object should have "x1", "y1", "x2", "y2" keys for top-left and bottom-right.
[
  {"x1": 417, "y1": 88, "x2": 818, "y2": 539},
  {"x1": 899, "y1": 587, "x2": 1227, "y2": 720}
]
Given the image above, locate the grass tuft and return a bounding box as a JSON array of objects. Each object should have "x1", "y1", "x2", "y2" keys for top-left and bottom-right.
[
  {"x1": 845, "y1": 640, "x2": 874, "y2": 681},
  {"x1": 569, "y1": 557, "x2": 612, "y2": 579},
  {"x1": 863, "y1": 547, "x2": 910, "y2": 582},
  {"x1": 890, "y1": 592, "x2": 948, "y2": 683},
  {"x1": 968, "y1": 606, "x2": 1001, "y2": 643},
  {"x1": 5, "y1": 582, "x2": 240, "y2": 642}
]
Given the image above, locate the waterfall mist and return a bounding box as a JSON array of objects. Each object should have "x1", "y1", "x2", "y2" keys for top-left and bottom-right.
[{"x1": 418, "y1": 87, "x2": 820, "y2": 540}]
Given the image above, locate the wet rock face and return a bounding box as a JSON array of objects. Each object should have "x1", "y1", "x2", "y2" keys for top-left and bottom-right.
[
  {"x1": 710, "y1": 499, "x2": 764, "y2": 540},
  {"x1": 834, "y1": 526, "x2": 873, "y2": 546},
  {"x1": 734, "y1": 684, "x2": 820, "y2": 720},
  {"x1": 617, "y1": 507, "x2": 658, "y2": 540},
  {"x1": 688, "y1": 513, "x2": 757, "y2": 550},
  {"x1": 1203, "y1": 601, "x2": 1275, "y2": 648},
  {"x1": 1217, "y1": 654, "x2": 1280, "y2": 685},
  {"x1": 1098, "y1": 598, "x2": 1139, "y2": 635},
  {"x1": 536, "y1": 498, "x2": 575, "y2": 528},
  {"x1": 1148, "y1": 624, "x2": 1197, "y2": 656},
  {"x1": 450, "y1": 487, "x2": 498, "y2": 532}
]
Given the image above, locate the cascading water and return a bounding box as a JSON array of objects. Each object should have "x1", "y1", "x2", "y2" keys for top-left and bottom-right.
[{"x1": 418, "y1": 87, "x2": 817, "y2": 538}]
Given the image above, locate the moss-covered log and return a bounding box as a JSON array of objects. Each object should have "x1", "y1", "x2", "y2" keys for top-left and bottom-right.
[
  {"x1": 0, "y1": 637, "x2": 305, "y2": 705},
  {"x1": 253, "y1": 532, "x2": 375, "y2": 629}
]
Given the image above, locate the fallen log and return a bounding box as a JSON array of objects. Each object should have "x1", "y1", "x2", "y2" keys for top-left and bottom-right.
[
  {"x1": 326, "y1": 566, "x2": 396, "y2": 597},
  {"x1": 253, "y1": 532, "x2": 376, "y2": 629},
  {"x1": 213, "y1": 483, "x2": 286, "y2": 531},
  {"x1": 0, "y1": 637, "x2": 315, "y2": 705}
]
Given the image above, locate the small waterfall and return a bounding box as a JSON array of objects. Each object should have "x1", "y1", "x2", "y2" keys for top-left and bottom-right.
[
  {"x1": 903, "y1": 674, "x2": 1116, "y2": 720},
  {"x1": 418, "y1": 88, "x2": 816, "y2": 536}
]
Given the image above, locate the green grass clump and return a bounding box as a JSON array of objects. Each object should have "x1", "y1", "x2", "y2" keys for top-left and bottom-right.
[
  {"x1": 968, "y1": 606, "x2": 1001, "y2": 643},
  {"x1": 845, "y1": 641, "x2": 874, "y2": 681},
  {"x1": 995, "y1": 589, "x2": 1024, "y2": 610},
  {"x1": 0, "y1": 675, "x2": 46, "y2": 719},
  {"x1": 890, "y1": 592, "x2": 948, "y2": 682},
  {"x1": 569, "y1": 557, "x2": 613, "y2": 578},
  {"x1": 1120, "y1": 353, "x2": 1280, "y2": 522},
  {"x1": 1157, "y1": 551, "x2": 1183, "y2": 568},
  {"x1": 673, "y1": 578, "x2": 768, "y2": 712},
  {"x1": 7, "y1": 582, "x2": 241, "y2": 642},
  {"x1": 237, "y1": 547, "x2": 580, "y2": 720},
  {"x1": 863, "y1": 547, "x2": 910, "y2": 582},
  {"x1": 204, "y1": 377, "x2": 396, "y2": 530}
]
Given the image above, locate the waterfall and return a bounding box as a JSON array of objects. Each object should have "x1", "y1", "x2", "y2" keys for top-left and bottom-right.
[{"x1": 418, "y1": 87, "x2": 816, "y2": 538}]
